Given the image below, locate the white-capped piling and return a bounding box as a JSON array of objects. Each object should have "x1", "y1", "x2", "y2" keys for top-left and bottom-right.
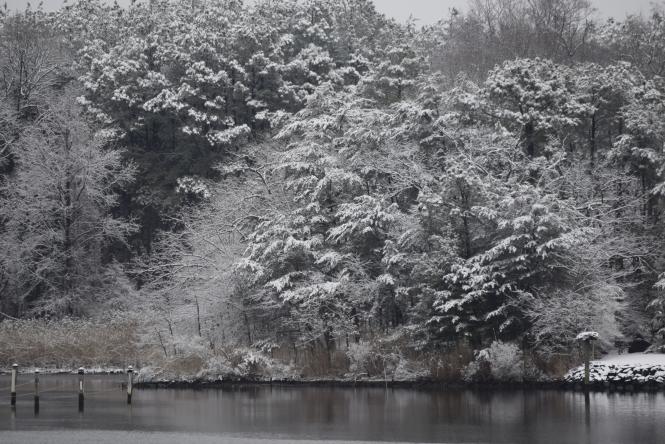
[
  {"x1": 34, "y1": 369, "x2": 40, "y2": 413},
  {"x1": 78, "y1": 367, "x2": 85, "y2": 412},
  {"x1": 10, "y1": 363, "x2": 17, "y2": 406},
  {"x1": 127, "y1": 365, "x2": 134, "y2": 405}
]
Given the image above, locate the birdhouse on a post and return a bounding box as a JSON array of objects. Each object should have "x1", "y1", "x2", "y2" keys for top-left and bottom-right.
[{"x1": 576, "y1": 331, "x2": 599, "y2": 386}]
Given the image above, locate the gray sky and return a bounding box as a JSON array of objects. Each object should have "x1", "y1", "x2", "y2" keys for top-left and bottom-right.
[{"x1": 3, "y1": 0, "x2": 661, "y2": 24}]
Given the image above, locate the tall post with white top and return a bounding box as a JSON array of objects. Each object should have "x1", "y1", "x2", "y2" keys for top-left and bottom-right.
[
  {"x1": 10, "y1": 363, "x2": 17, "y2": 407},
  {"x1": 78, "y1": 367, "x2": 85, "y2": 412},
  {"x1": 127, "y1": 365, "x2": 134, "y2": 405},
  {"x1": 34, "y1": 369, "x2": 40, "y2": 414}
]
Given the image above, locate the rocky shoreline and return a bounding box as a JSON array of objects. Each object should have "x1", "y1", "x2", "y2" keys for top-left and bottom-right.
[{"x1": 564, "y1": 362, "x2": 665, "y2": 387}]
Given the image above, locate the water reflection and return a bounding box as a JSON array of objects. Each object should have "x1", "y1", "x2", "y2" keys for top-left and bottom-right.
[{"x1": 0, "y1": 375, "x2": 663, "y2": 443}]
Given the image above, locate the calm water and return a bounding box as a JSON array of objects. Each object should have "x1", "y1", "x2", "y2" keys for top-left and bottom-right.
[{"x1": 0, "y1": 374, "x2": 664, "y2": 443}]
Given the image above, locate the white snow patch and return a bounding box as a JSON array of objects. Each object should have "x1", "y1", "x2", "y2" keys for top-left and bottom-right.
[
  {"x1": 593, "y1": 353, "x2": 665, "y2": 366},
  {"x1": 575, "y1": 331, "x2": 599, "y2": 341}
]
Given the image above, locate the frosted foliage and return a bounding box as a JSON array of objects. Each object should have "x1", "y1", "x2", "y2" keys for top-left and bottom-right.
[
  {"x1": 464, "y1": 341, "x2": 523, "y2": 382},
  {"x1": 175, "y1": 176, "x2": 211, "y2": 200},
  {"x1": 346, "y1": 342, "x2": 375, "y2": 375},
  {"x1": 0, "y1": 99, "x2": 135, "y2": 315},
  {"x1": 527, "y1": 288, "x2": 622, "y2": 354},
  {"x1": 7, "y1": 0, "x2": 665, "y2": 380},
  {"x1": 576, "y1": 331, "x2": 600, "y2": 341}
]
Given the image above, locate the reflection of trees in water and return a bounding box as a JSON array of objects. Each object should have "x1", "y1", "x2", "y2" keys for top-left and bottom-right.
[{"x1": 4, "y1": 379, "x2": 664, "y2": 443}]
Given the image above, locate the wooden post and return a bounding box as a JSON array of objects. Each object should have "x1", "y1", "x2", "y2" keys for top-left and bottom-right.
[
  {"x1": 78, "y1": 367, "x2": 85, "y2": 412},
  {"x1": 575, "y1": 332, "x2": 599, "y2": 388},
  {"x1": 10, "y1": 363, "x2": 17, "y2": 406},
  {"x1": 34, "y1": 369, "x2": 40, "y2": 414},
  {"x1": 127, "y1": 365, "x2": 133, "y2": 405},
  {"x1": 583, "y1": 341, "x2": 591, "y2": 386}
]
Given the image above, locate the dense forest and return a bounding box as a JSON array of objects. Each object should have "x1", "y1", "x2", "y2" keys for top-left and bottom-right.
[{"x1": 1, "y1": 0, "x2": 665, "y2": 381}]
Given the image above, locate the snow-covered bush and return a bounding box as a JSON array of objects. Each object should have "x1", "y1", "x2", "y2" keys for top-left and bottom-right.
[
  {"x1": 139, "y1": 343, "x2": 297, "y2": 382},
  {"x1": 346, "y1": 341, "x2": 430, "y2": 380},
  {"x1": 203, "y1": 347, "x2": 295, "y2": 380},
  {"x1": 393, "y1": 356, "x2": 429, "y2": 381},
  {"x1": 527, "y1": 287, "x2": 622, "y2": 355},
  {"x1": 345, "y1": 341, "x2": 401, "y2": 378},
  {"x1": 175, "y1": 176, "x2": 212, "y2": 201},
  {"x1": 346, "y1": 341, "x2": 380, "y2": 376},
  {"x1": 464, "y1": 341, "x2": 523, "y2": 382}
]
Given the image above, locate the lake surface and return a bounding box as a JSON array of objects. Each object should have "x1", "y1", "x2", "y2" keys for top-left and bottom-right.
[{"x1": 0, "y1": 374, "x2": 664, "y2": 443}]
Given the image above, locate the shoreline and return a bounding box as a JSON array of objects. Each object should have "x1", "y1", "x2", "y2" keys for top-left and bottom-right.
[
  {"x1": 4, "y1": 359, "x2": 665, "y2": 393},
  {"x1": 134, "y1": 377, "x2": 665, "y2": 393},
  {"x1": 2, "y1": 372, "x2": 664, "y2": 393}
]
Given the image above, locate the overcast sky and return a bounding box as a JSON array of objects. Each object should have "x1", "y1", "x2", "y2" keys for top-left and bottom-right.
[{"x1": 3, "y1": 0, "x2": 661, "y2": 24}]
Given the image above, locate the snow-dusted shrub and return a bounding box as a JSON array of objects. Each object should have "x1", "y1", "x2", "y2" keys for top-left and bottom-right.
[
  {"x1": 463, "y1": 348, "x2": 492, "y2": 382},
  {"x1": 346, "y1": 331, "x2": 434, "y2": 380},
  {"x1": 464, "y1": 341, "x2": 523, "y2": 382},
  {"x1": 175, "y1": 176, "x2": 211, "y2": 200},
  {"x1": 219, "y1": 348, "x2": 271, "y2": 378},
  {"x1": 142, "y1": 345, "x2": 297, "y2": 382},
  {"x1": 346, "y1": 341, "x2": 377, "y2": 376},
  {"x1": 203, "y1": 347, "x2": 296, "y2": 380},
  {"x1": 393, "y1": 356, "x2": 429, "y2": 381},
  {"x1": 346, "y1": 341, "x2": 399, "y2": 378},
  {"x1": 527, "y1": 286, "x2": 622, "y2": 356}
]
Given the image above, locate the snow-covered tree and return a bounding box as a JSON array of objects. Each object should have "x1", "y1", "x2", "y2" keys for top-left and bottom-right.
[
  {"x1": 603, "y1": 7, "x2": 665, "y2": 77},
  {"x1": 475, "y1": 58, "x2": 589, "y2": 158},
  {"x1": 0, "y1": 7, "x2": 64, "y2": 116},
  {"x1": 56, "y1": 0, "x2": 399, "y2": 252},
  {"x1": 0, "y1": 97, "x2": 135, "y2": 316}
]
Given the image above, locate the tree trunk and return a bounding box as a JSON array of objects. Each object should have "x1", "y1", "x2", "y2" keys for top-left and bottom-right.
[
  {"x1": 195, "y1": 296, "x2": 202, "y2": 337},
  {"x1": 589, "y1": 112, "x2": 596, "y2": 166},
  {"x1": 62, "y1": 129, "x2": 74, "y2": 314}
]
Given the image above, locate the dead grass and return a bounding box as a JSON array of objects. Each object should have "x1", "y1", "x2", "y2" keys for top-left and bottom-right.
[
  {"x1": 426, "y1": 343, "x2": 475, "y2": 381},
  {"x1": 0, "y1": 318, "x2": 141, "y2": 370},
  {"x1": 0, "y1": 319, "x2": 571, "y2": 382}
]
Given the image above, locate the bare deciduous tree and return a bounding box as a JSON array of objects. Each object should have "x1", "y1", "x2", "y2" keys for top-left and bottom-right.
[{"x1": 0, "y1": 96, "x2": 136, "y2": 316}]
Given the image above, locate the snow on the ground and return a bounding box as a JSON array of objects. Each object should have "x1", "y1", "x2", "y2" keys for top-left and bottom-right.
[{"x1": 593, "y1": 353, "x2": 665, "y2": 366}]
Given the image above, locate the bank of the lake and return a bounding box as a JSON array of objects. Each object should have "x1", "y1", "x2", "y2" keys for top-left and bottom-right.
[
  {"x1": 5, "y1": 353, "x2": 665, "y2": 393},
  {"x1": 132, "y1": 353, "x2": 665, "y2": 393},
  {"x1": 134, "y1": 377, "x2": 665, "y2": 393}
]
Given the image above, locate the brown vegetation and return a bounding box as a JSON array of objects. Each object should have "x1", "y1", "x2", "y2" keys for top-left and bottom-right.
[{"x1": 0, "y1": 318, "x2": 140, "y2": 369}]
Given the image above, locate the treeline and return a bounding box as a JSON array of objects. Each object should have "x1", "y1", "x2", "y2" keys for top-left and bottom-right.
[{"x1": 1, "y1": 0, "x2": 665, "y2": 376}]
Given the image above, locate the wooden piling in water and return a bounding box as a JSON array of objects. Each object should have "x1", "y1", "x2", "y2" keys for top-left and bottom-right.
[
  {"x1": 34, "y1": 369, "x2": 40, "y2": 414},
  {"x1": 10, "y1": 363, "x2": 17, "y2": 407},
  {"x1": 127, "y1": 365, "x2": 133, "y2": 405},
  {"x1": 78, "y1": 367, "x2": 85, "y2": 412}
]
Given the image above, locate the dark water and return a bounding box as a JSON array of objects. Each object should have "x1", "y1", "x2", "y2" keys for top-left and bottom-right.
[{"x1": 0, "y1": 375, "x2": 664, "y2": 443}]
